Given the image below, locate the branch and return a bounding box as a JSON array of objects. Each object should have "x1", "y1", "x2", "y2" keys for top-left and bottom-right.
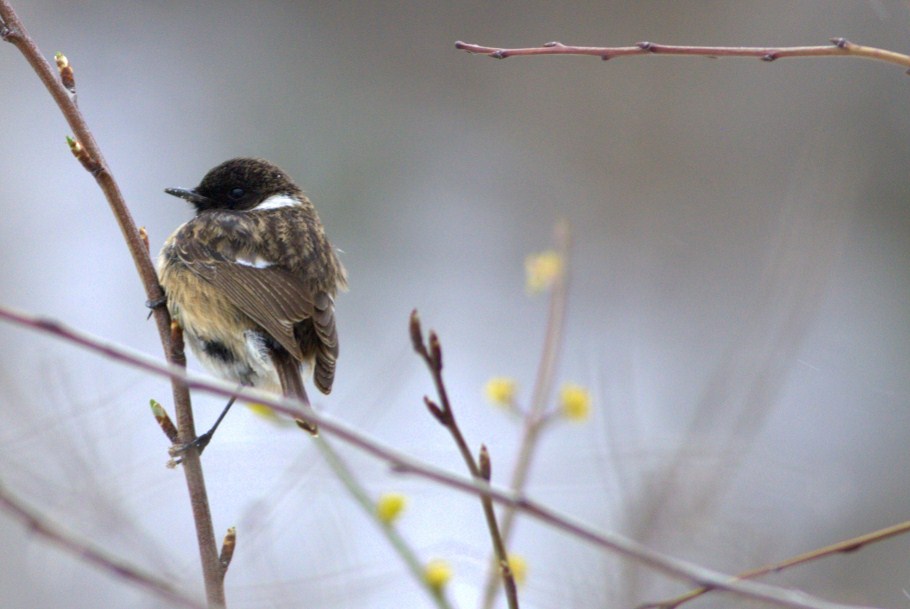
[
  {"x1": 314, "y1": 436, "x2": 456, "y2": 609},
  {"x1": 410, "y1": 312, "x2": 520, "y2": 609},
  {"x1": 480, "y1": 220, "x2": 570, "y2": 609},
  {"x1": 643, "y1": 520, "x2": 910, "y2": 609},
  {"x1": 0, "y1": 3, "x2": 223, "y2": 606},
  {"x1": 454, "y1": 39, "x2": 910, "y2": 73},
  {"x1": 0, "y1": 481, "x2": 206, "y2": 609},
  {"x1": 0, "y1": 303, "x2": 883, "y2": 609}
]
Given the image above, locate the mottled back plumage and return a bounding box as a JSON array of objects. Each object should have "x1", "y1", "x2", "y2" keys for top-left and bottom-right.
[{"x1": 157, "y1": 158, "x2": 346, "y2": 434}]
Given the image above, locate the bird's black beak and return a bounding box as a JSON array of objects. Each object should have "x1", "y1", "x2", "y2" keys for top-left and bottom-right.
[{"x1": 165, "y1": 187, "x2": 215, "y2": 210}]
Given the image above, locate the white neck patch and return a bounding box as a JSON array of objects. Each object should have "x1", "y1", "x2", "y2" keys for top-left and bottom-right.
[{"x1": 254, "y1": 193, "x2": 301, "y2": 211}]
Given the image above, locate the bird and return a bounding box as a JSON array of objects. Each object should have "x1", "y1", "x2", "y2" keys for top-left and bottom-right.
[{"x1": 156, "y1": 157, "x2": 346, "y2": 449}]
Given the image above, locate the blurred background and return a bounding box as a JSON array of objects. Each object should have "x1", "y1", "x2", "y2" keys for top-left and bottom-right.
[{"x1": 1, "y1": 1, "x2": 909, "y2": 608}]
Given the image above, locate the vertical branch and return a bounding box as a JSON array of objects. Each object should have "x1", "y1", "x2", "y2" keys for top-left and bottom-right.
[
  {"x1": 411, "y1": 312, "x2": 520, "y2": 609},
  {"x1": 480, "y1": 220, "x2": 571, "y2": 609},
  {"x1": 0, "y1": 3, "x2": 224, "y2": 606}
]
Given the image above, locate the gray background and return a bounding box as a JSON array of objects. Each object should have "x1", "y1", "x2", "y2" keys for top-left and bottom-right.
[{"x1": 1, "y1": 2, "x2": 909, "y2": 608}]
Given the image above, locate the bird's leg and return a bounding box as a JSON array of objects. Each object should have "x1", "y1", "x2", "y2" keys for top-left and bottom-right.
[
  {"x1": 192, "y1": 393, "x2": 238, "y2": 453},
  {"x1": 145, "y1": 295, "x2": 167, "y2": 320},
  {"x1": 169, "y1": 388, "x2": 241, "y2": 460}
]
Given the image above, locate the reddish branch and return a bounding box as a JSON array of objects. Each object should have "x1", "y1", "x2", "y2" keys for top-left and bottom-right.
[
  {"x1": 0, "y1": 303, "x2": 884, "y2": 609},
  {"x1": 455, "y1": 39, "x2": 910, "y2": 72},
  {"x1": 0, "y1": 3, "x2": 224, "y2": 606},
  {"x1": 410, "y1": 311, "x2": 520, "y2": 609}
]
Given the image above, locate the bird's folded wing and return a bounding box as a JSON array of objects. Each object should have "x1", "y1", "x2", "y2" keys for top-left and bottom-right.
[
  {"x1": 312, "y1": 291, "x2": 339, "y2": 394},
  {"x1": 175, "y1": 238, "x2": 316, "y2": 362}
]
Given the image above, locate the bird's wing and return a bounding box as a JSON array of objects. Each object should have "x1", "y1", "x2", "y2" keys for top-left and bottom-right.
[
  {"x1": 172, "y1": 226, "x2": 316, "y2": 362},
  {"x1": 311, "y1": 291, "x2": 339, "y2": 394}
]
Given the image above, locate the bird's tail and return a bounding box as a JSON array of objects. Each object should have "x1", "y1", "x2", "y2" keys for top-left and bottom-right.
[{"x1": 270, "y1": 349, "x2": 318, "y2": 435}]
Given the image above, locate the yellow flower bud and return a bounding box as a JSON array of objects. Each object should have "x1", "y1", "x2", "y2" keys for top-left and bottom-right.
[
  {"x1": 246, "y1": 402, "x2": 278, "y2": 419},
  {"x1": 424, "y1": 559, "x2": 452, "y2": 592},
  {"x1": 558, "y1": 383, "x2": 591, "y2": 421},
  {"x1": 525, "y1": 250, "x2": 563, "y2": 293},
  {"x1": 484, "y1": 377, "x2": 517, "y2": 407},
  {"x1": 376, "y1": 492, "x2": 407, "y2": 524},
  {"x1": 506, "y1": 554, "x2": 528, "y2": 585}
]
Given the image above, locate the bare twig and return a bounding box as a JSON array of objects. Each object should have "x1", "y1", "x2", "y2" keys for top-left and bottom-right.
[
  {"x1": 411, "y1": 311, "x2": 520, "y2": 609},
  {"x1": 480, "y1": 220, "x2": 570, "y2": 609},
  {"x1": 0, "y1": 305, "x2": 878, "y2": 609},
  {"x1": 643, "y1": 520, "x2": 910, "y2": 609},
  {"x1": 0, "y1": 3, "x2": 223, "y2": 606},
  {"x1": 455, "y1": 39, "x2": 910, "y2": 73},
  {"x1": 0, "y1": 481, "x2": 206, "y2": 609},
  {"x1": 314, "y1": 437, "x2": 456, "y2": 609}
]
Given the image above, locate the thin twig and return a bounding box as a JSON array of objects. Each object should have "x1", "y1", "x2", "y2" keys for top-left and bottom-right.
[
  {"x1": 455, "y1": 39, "x2": 910, "y2": 73},
  {"x1": 314, "y1": 436, "x2": 456, "y2": 609},
  {"x1": 0, "y1": 3, "x2": 223, "y2": 606},
  {"x1": 0, "y1": 481, "x2": 206, "y2": 609},
  {"x1": 0, "y1": 304, "x2": 884, "y2": 609},
  {"x1": 479, "y1": 220, "x2": 570, "y2": 609},
  {"x1": 642, "y1": 520, "x2": 910, "y2": 609},
  {"x1": 411, "y1": 311, "x2": 520, "y2": 609}
]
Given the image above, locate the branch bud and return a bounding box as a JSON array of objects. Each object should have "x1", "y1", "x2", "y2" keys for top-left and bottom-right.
[
  {"x1": 424, "y1": 396, "x2": 447, "y2": 425},
  {"x1": 54, "y1": 51, "x2": 75, "y2": 94},
  {"x1": 149, "y1": 399, "x2": 179, "y2": 442},
  {"x1": 428, "y1": 331, "x2": 442, "y2": 371},
  {"x1": 409, "y1": 309, "x2": 426, "y2": 356},
  {"x1": 219, "y1": 527, "x2": 237, "y2": 574},
  {"x1": 478, "y1": 444, "x2": 491, "y2": 481}
]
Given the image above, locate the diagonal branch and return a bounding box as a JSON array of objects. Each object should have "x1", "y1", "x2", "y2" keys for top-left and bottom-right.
[
  {"x1": 642, "y1": 519, "x2": 910, "y2": 609},
  {"x1": 0, "y1": 3, "x2": 223, "y2": 606},
  {"x1": 410, "y1": 311, "x2": 520, "y2": 609},
  {"x1": 455, "y1": 39, "x2": 910, "y2": 73},
  {"x1": 313, "y1": 436, "x2": 457, "y2": 609},
  {"x1": 0, "y1": 481, "x2": 206, "y2": 609},
  {"x1": 0, "y1": 303, "x2": 886, "y2": 609}
]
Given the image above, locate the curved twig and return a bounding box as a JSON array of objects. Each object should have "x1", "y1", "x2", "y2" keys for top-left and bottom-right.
[{"x1": 0, "y1": 3, "x2": 223, "y2": 606}]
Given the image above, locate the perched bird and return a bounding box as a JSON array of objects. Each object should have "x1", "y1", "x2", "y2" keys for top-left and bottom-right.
[{"x1": 157, "y1": 158, "x2": 346, "y2": 446}]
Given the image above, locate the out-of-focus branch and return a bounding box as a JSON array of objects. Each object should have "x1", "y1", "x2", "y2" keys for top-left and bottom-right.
[
  {"x1": 0, "y1": 303, "x2": 883, "y2": 609},
  {"x1": 480, "y1": 220, "x2": 570, "y2": 609},
  {"x1": 455, "y1": 38, "x2": 910, "y2": 72},
  {"x1": 0, "y1": 3, "x2": 222, "y2": 606},
  {"x1": 643, "y1": 520, "x2": 910, "y2": 609},
  {"x1": 314, "y1": 436, "x2": 456, "y2": 609},
  {"x1": 0, "y1": 481, "x2": 206, "y2": 609},
  {"x1": 410, "y1": 311, "x2": 519, "y2": 609}
]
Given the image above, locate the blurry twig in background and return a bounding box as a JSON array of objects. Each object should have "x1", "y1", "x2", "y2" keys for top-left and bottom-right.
[
  {"x1": 411, "y1": 311, "x2": 520, "y2": 609},
  {"x1": 455, "y1": 38, "x2": 910, "y2": 72},
  {"x1": 0, "y1": 304, "x2": 876, "y2": 609},
  {"x1": 0, "y1": 2, "x2": 223, "y2": 605},
  {"x1": 313, "y1": 436, "x2": 457, "y2": 609},
  {"x1": 480, "y1": 220, "x2": 571, "y2": 609},
  {"x1": 0, "y1": 481, "x2": 206, "y2": 609},
  {"x1": 643, "y1": 519, "x2": 910, "y2": 609}
]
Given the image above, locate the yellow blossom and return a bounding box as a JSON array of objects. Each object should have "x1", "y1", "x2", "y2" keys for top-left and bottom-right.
[
  {"x1": 246, "y1": 402, "x2": 278, "y2": 420},
  {"x1": 424, "y1": 559, "x2": 452, "y2": 592},
  {"x1": 525, "y1": 250, "x2": 563, "y2": 293},
  {"x1": 506, "y1": 554, "x2": 528, "y2": 585},
  {"x1": 558, "y1": 383, "x2": 591, "y2": 421},
  {"x1": 484, "y1": 377, "x2": 517, "y2": 407},
  {"x1": 376, "y1": 492, "x2": 407, "y2": 524}
]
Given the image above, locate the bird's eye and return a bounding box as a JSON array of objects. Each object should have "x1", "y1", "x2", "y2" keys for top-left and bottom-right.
[{"x1": 229, "y1": 188, "x2": 245, "y2": 200}]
